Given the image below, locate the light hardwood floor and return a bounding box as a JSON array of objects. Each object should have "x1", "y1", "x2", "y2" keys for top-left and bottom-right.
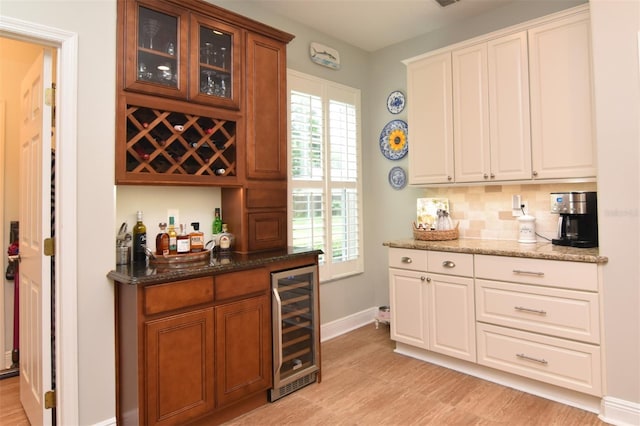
[
  {"x1": 0, "y1": 324, "x2": 609, "y2": 426},
  {"x1": 224, "y1": 324, "x2": 608, "y2": 425}
]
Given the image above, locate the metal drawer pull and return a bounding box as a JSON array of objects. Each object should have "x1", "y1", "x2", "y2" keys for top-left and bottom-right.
[
  {"x1": 512, "y1": 269, "x2": 544, "y2": 277},
  {"x1": 442, "y1": 260, "x2": 456, "y2": 268},
  {"x1": 401, "y1": 256, "x2": 413, "y2": 264},
  {"x1": 514, "y1": 306, "x2": 547, "y2": 315},
  {"x1": 516, "y1": 353, "x2": 548, "y2": 365}
]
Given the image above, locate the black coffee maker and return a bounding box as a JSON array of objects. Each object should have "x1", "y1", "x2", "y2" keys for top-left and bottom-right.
[{"x1": 550, "y1": 192, "x2": 598, "y2": 248}]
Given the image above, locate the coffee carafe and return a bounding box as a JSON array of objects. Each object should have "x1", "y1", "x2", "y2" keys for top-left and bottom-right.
[{"x1": 550, "y1": 191, "x2": 598, "y2": 248}]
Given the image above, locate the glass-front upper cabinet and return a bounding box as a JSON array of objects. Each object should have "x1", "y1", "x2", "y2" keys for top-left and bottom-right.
[
  {"x1": 124, "y1": 1, "x2": 189, "y2": 99},
  {"x1": 189, "y1": 13, "x2": 241, "y2": 109}
]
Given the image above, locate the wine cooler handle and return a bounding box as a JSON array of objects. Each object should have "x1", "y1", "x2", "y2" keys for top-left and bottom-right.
[{"x1": 272, "y1": 287, "x2": 283, "y2": 373}]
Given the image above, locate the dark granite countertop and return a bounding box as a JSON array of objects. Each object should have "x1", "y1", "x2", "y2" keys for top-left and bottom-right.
[
  {"x1": 107, "y1": 247, "x2": 322, "y2": 285},
  {"x1": 383, "y1": 239, "x2": 608, "y2": 264}
]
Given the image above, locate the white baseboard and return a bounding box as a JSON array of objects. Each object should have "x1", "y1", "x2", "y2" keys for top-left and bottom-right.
[
  {"x1": 600, "y1": 396, "x2": 640, "y2": 426},
  {"x1": 91, "y1": 417, "x2": 117, "y2": 426},
  {"x1": 320, "y1": 307, "x2": 378, "y2": 342}
]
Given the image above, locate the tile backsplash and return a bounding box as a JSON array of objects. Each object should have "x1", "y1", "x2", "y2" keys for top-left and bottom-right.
[{"x1": 420, "y1": 182, "x2": 597, "y2": 242}]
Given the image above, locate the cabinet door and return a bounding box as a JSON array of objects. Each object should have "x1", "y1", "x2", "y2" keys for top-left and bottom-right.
[
  {"x1": 245, "y1": 32, "x2": 288, "y2": 180},
  {"x1": 389, "y1": 268, "x2": 428, "y2": 349},
  {"x1": 215, "y1": 295, "x2": 272, "y2": 407},
  {"x1": 452, "y1": 43, "x2": 490, "y2": 183},
  {"x1": 189, "y1": 13, "x2": 242, "y2": 109},
  {"x1": 487, "y1": 31, "x2": 532, "y2": 181},
  {"x1": 145, "y1": 308, "x2": 215, "y2": 426},
  {"x1": 529, "y1": 13, "x2": 596, "y2": 179},
  {"x1": 427, "y1": 273, "x2": 476, "y2": 362},
  {"x1": 124, "y1": 0, "x2": 189, "y2": 99},
  {"x1": 407, "y1": 52, "x2": 454, "y2": 184}
]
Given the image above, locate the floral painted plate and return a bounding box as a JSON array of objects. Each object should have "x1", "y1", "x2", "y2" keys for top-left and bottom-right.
[
  {"x1": 388, "y1": 166, "x2": 407, "y2": 190},
  {"x1": 379, "y1": 119, "x2": 408, "y2": 160},
  {"x1": 386, "y1": 90, "x2": 405, "y2": 114}
]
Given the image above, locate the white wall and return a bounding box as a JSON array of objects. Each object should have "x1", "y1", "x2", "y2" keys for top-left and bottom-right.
[
  {"x1": 590, "y1": 0, "x2": 640, "y2": 411},
  {"x1": 1, "y1": 1, "x2": 118, "y2": 424}
]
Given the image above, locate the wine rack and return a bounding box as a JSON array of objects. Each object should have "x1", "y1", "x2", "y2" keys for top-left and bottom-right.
[{"x1": 125, "y1": 104, "x2": 236, "y2": 178}]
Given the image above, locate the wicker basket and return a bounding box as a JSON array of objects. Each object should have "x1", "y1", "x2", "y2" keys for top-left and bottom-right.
[{"x1": 412, "y1": 222, "x2": 459, "y2": 241}]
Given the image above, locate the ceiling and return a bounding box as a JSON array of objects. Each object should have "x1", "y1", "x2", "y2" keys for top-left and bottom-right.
[{"x1": 241, "y1": 0, "x2": 516, "y2": 52}]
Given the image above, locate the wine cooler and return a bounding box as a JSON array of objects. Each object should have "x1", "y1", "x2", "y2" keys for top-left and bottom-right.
[{"x1": 270, "y1": 265, "x2": 320, "y2": 401}]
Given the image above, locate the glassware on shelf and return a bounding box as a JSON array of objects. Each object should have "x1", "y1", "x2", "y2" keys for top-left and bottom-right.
[
  {"x1": 142, "y1": 18, "x2": 161, "y2": 49},
  {"x1": 202, "y1": 42, "x2": 214, "y2": 64},
  {"x1": 165, "y1": 42, "x2": 175, "y2": 55},
  {"x1": 157, "y1": 62, "x2": 173, "y2": 81},
  {"x1": 201, "y1": 70, "x2": 217, "y2": 95},
  {"x1": 218, "y1": 47, "x2": 226, "y2": 68}
]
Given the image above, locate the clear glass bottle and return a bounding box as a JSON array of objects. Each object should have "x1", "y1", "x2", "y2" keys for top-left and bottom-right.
[
  {"x1": 218, "y1": 223, "x2": 235, "y2": 251},
  {"x1": 177, "y1": 223, "x2": 191, "y2": 254},
  {"x1": 132, "y1": 210, "x2": 147, "y2": 263},
  {"x1": 189, "y1": 222, "x2": 205, "y2": 253}
]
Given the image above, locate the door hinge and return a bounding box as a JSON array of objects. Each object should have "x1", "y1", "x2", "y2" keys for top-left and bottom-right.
[
  {"x1": 44, "y1": 237, "x2": 55, "y2": 256},
  {"x1": 45, "y1": 85, "x2": 55, "y2": 107},
  {"x1": 44, "y1": 390, "x2": 56, "y2": 409}
]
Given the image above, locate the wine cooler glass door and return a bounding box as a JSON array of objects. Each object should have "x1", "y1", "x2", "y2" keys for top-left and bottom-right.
[{"x1": 271, "y1": 265, "x2": 319, "y2": 399}]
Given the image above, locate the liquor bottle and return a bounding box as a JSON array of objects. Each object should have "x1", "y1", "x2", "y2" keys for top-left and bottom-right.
[
  {"x1": 132, "y1": 211, "x2": 147, "y2": 263},
  {"x1": 189, "y1": 222, "x2": 205, "y2": 253},
  {"x1": 167, "y1": 216, "x2": 178, "y2": 254},
  {"x1": 213, "y1": 208, "x2": 223, "y2": 234},
  {"x1": 217, "y1": 223, "x2": 235, "y2": 251},
  {"x1": 155, "y1": 222, "x2": 169, "y2": 256},
  {"x1": 177, "y1": 224, "x2": 190, "y2": 254}
]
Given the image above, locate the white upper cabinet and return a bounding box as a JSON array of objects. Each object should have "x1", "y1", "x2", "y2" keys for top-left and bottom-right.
[
  {"x1": 487, "y1": 32, "x2": 532, "y2": 181},
  {"x1": 405, "y1": 6, "x2": 594, "y2": 185},
  {"x1": 452, "y1": 32, "x2": 531, "y2": 183},
  {"x1": 528, "y1": 13, "x2": 596, "y2": 180},
  {"x1": 407, "y1": 52, "x2": 454, "y2": 184}
]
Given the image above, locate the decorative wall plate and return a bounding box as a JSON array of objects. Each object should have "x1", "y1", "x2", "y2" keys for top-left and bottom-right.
[
  {"x1": 386, "y1": 90, "x2": 405, "y2": 114},
  {"x1": 388, "y1": 166, "x2": 407, "y2": 190},
  {"x1": 379, "y1": 119, "x2": 408, "y2": 160},
  {"x1": 309, "y1": 42, "x2": 340, "y2": 70}
]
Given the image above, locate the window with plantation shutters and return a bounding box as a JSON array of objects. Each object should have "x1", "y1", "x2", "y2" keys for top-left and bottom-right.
[{"x1": 288, "y1": 70, "x2": 363, "y2": 282}]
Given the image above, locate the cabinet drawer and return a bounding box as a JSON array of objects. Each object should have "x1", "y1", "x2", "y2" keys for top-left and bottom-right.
[
  {"x1": 428, "y1": 251, "x2": 473, "y2": 277},
  {"x1": 144, "y1": 277, "x2": 214, "y2": 316},
  {"x1": 215, "y1": 268, "x2": 269, "y2": 301},
  {"x1": 476, "y1": 279, "x2": 600, "y2": 344},
  {"x1": 388, "y1": 248, "x2": 428, "y2": 271},
  {"x1": 474, "y1": 254, "x2": 597, "y2": 291},
  {"x1": 477, "y1": 323, "x2": 602, "y2": 396}
]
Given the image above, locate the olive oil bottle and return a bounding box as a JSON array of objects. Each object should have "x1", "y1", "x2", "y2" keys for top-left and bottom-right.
[
  {"x1": 132, "y1": 211, "x2": 147, "y2": 263},
  {"x1": 167, "y1": 216, "x2": 178, "y2": 254}
]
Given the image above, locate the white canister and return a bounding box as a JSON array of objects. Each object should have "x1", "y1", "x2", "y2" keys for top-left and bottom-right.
[{"x1": 517, "y1": 214, "x2": 536, "y2": 243}]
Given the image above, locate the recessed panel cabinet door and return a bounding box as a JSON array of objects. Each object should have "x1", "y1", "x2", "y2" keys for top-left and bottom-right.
[
  {"x1": 245, "y1": 32, "x2": 287, "y2": 180},
  {"x1": 406, "y1": 52, "x2": 454, "y2": 184},
  {"x1": 215, "y1": 295, "x2": 272, "y2": 407},
  {"x1": 145, "y1": 308, "x2": 215, "y2": 426},
  {"x1": 529, "y1": 12, "x2": 596, "y2": 179}
]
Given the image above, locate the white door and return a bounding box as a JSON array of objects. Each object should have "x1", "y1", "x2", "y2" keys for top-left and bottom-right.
[{"x1": 19, "y1": 49, "x2": 53, "y2": 426}]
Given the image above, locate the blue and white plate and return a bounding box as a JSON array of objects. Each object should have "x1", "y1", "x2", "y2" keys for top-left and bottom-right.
[
  {"x1": 379, "y1": 119, "x2": 408, "y2": 161},
  {"x1": 388, "y1": 166, "x2": 407, "y2": 190},
  {"x1": 386, "y1": 90, "x2": 405, "y2": 114}
]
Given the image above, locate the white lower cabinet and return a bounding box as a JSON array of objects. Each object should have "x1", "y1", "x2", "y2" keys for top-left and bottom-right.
[
  {"x1": 388, "y1": 248, "x2": 603, "y2": 397},
  {"x1": 474, "y1": 254, "x2": 602, "y2": 396},
  {"x1": 389, "y1": 248, "x2": 475, "y2": 362},
  {"x1": 476, "y1": 323, "x2": 602, "y2": 396}
]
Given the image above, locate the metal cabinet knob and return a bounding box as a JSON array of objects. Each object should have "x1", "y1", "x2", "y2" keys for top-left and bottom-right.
[
  {"x1": 483, "y1": 173, "x2": 488, "y2": 179},
  {"x1": 401, "y1": 256, "x2": 412, "y2": 264},
  {"x1": 532, "y1": 171, "x2": 538, "y2": 177},
  {"x1": 442, "y1": 260, "x2": 455, "y2": 268}
]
